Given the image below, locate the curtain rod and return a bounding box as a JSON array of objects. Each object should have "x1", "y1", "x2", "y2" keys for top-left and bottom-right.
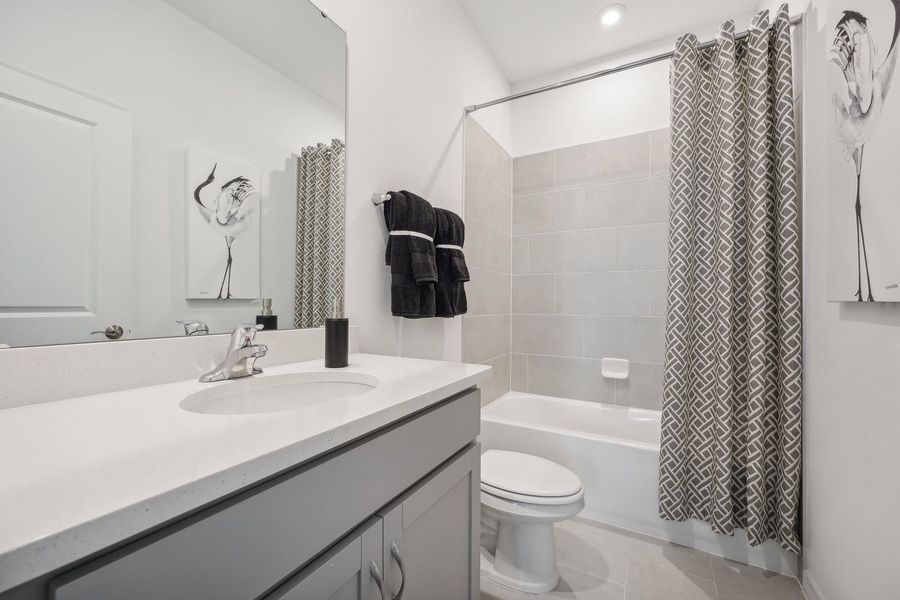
[{"x1": 465, "y1": 14, "x2": 803, "y2": 114}]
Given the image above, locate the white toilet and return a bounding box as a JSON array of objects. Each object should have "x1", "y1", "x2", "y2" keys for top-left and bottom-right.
[{"x1": 479, "y1": 450, "x2": 585, "y2": 594}]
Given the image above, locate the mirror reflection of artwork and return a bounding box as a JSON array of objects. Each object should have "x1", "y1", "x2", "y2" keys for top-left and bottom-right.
[
  {"x1": 187, "y1": 148, "x2": 261, "y2": 300},
  {"x1": 827, "y1": 0, "x2": 900, "y2": 301}
]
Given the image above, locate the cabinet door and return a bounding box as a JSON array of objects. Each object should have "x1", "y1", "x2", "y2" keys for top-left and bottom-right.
[
  {"x1": 264, "y1": 518, "x2": 383, "y2": 600},
  {"x1": 378, "y1": 444, "x2": 480, "y2": 600}
]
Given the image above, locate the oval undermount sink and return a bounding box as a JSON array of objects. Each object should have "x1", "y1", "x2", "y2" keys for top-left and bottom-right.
[{"x1": 180, "y1": 371, "x2": 379, "y2": 415}]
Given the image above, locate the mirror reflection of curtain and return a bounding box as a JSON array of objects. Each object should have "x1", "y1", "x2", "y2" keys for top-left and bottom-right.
[{"x1": 294, "y1": 139, "x2": 345, "y2": 328}]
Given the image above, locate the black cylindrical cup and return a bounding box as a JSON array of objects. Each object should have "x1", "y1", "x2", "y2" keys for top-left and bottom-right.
[{"x1": 325, "y1": 318, "x2": 349, "y2": 368}]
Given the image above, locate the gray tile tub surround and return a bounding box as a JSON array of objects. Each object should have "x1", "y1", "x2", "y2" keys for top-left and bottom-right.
[
  {"x1": 528, "y1": 229, "x2": 617, "y2": 274},
  {"x1": 512, "y1": 129, "x2": 670, "y2": 196},
  {"x1": 513, "y1": 188, "x2": 585, "y2": 235},
  {"x1": 585, "y1": 177, "x2": 669, "y2": 228},
  {"x1": 615, "y1": 223, "x2": 668, "y2": 271},
  {"x1": 513, "y1": 176, "x2": 669, "y2": 238},
  {"x1": 584, "y1": 317, "x2": 665, "y2": 364},
  {"x1": 511, "y1": 354, "x2": 661, "y2": 410},
  {"x1": 463, "y1": 118, "x2": 513, "y2": 405},
  {"x1": 555, "y1": 272, "x2": 650, "y2": 316},
  {"x1": 508, "y1": 276, "x2": 668, "y2": 408},
  {"x1": 508, "y1": 129, "x2": 671, "y2": 411},
  {"x1": 466, "y1": 117, "x2": 512, "y2": 197}
]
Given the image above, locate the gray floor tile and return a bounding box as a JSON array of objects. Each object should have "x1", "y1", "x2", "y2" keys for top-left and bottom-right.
[
  {"x1": 562, "y1": 518, "x2": 712, "y2": 581},
  {"x1": 484, "y1": 519, "x2": 802, "y2": 600},
  {"x1": 537, "y1": 565, "x2": 626, "y2": 600},
  {"x1": 623, "y1": 533, "x2": 713, "y2": 581},
  {"x1": 710, "y1": 558, "x2": 804, "y2": 600},
  {"x1": 624, "y1": 561, "x2": 717, "y2": 600},
  {"x1": 555, "y1": 519, "x2": 630, "y2": 584}
]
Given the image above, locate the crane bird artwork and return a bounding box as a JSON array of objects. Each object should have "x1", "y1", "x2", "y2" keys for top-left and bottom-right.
[
  {"x1": 829, "y1": 0, "x2": 900, "y2": 301},
  {"x1": 187, "y1": 150, "x2": 261, "y2": 300}
]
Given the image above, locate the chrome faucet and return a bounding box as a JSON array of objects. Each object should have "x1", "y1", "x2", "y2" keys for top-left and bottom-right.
[
  {"x1": 177, "y1": 320, "x2": 209, "y2": 336},
  {"x1": 199, "y1": 324, "x2": 268, "y2": 383}
]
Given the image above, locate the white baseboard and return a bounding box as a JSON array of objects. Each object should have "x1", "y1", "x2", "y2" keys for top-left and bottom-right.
[{"x1": 802, "y1": 569, "x2": 825, "y2": 600}]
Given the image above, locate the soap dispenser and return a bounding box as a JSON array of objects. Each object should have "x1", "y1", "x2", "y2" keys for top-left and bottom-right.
[
  {"x1": 325, "y1": 298, "x2": 348, "y2": 368},
  {"x1": 255, "y1": 298, "x2": 278, "y2": 331}
]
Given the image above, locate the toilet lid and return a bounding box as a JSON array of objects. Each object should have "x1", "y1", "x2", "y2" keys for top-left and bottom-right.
[{"x1": 481, "y1": 450, "x2": 582, "y2": 499}]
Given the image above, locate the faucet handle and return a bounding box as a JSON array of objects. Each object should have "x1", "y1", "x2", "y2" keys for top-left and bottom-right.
[
  {"x1": 177, "y1": 320, "x2": 209, "y2": 336},
  {"x1": 229, "y1": 323, "x2": 263, "y2": 349}
]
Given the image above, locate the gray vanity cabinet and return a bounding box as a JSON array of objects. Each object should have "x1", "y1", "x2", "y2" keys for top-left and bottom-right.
[
  {"x1": 263, "y1": 518, "x2": 384, "y2": 600},
  {"x1": 266, "y1": 444, "x2": 481, "y2": 600},
  {"x1": 378, "y1": 445, "x2": 480, "y2": 600},
  {"x1": 31, "y1": 389, "x2": 481, "y2": 600}
]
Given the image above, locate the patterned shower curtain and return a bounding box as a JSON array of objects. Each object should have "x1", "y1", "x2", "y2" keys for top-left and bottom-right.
[
  {"x1": 658, "y1": 5, "x2": 802, "y2": 553},
  {"x1": 294, "y1": 139, "x2": 345, "y2": 329}
]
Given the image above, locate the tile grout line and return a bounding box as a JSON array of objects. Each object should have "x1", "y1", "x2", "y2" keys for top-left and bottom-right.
[
  {"x1": 581, "y1": 314, "x2": 585, "y2": 359},
  {"x1": 514, "y1": 221, "x2": 669, "y2": 239},
  {"x1": 507, "y1": 351, "x2": 663, "y2": 366},
  {"x1": 508, "y1": 153, "x2": 513, "y2": 397},
  {"x1": 511, "y1": 267, "x2": 668, "y2": 275},
  {"x1": 623, "y1": 551, "x2": 631, "y2": 600},
  {"x1": 524, "y1": 352, "x2": 529, "y2": 393},
  {"x1": 511, "y1": 171, "x2": 670, "y2": 198},
  {"x1": 709, "y1": 555, "x2": 720, "y2": 599},
  {"x1": 510, "y1": 313, "x2": 664, "y2": 320}
]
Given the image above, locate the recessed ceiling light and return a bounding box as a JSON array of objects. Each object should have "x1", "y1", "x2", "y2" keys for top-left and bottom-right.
[{"x1": 598, "y1": 3, "x2": 627, "y2": 27}]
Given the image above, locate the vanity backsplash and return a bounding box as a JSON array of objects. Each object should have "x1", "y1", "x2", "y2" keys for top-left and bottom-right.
[{"x1": 0, "y1": 328, "x2": 359, "y2": 410}]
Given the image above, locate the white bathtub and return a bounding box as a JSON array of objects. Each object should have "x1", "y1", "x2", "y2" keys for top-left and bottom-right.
[{"x1": 480, "y1": 392, "x2": 799, "y2": 576}]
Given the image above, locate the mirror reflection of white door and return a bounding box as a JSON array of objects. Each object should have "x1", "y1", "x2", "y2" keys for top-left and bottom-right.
[{"x1": 0, "y1": 66, "x2": 132, "y2": 347}]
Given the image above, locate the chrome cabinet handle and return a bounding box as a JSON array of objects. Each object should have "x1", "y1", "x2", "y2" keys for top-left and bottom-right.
[
  {"x1": 369, "y1": 561, "x2": 389, "y2": 600},
  {"x1": 90, "y1": 325, "x2": 124, "y2": 340},
  {"x1": 389, "y1": 542, "x2": 405, "y2": 600}
]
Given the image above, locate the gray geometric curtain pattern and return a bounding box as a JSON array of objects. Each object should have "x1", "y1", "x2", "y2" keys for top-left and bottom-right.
[
  {"x1": 294, "y1": 139, "x2": 345, "y2": 329},
  {"x1": 658, "y1": 5, "x2": 802, "y2": 554}
]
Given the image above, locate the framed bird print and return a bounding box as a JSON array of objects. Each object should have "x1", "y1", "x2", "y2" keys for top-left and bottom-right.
[
  {"x1": 827, "y1": 0, "x2": 900, "y2": 301},
  {"x1": 186, "y1": 148, "x2": 262, "y2": 300}
]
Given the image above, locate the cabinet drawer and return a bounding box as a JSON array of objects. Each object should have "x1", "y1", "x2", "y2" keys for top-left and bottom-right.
[
  {"x1": 50, "y1": 389, "x2": 480, "y2": 600},
  {"x1": 263, "y1": 518, "x2": 383, "y2": 600}
]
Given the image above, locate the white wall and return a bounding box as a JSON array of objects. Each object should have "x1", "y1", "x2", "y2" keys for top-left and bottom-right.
[
  {"x1": 786, "y1": 2, "x2": 900, "y2": 599},
  {"x1": 509, "y1": 41, "x2": 671, "y2": 157},
  {"x1": 0, "y1": 0, "x2": 345, "y2": 340},
  {"x1": 507, "y1": 17, "x2": 755, "y2": 158},
  {"x1": 314, "y1": 0, "x2": 511, "y2": 360}
]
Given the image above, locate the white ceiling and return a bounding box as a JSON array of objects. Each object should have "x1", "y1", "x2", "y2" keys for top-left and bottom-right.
[
  {"x1": 162, "y1": 0, "x2": 346, "y2": 110},
  {"x1": 456, "y1": 0, "x2": 760, "y2": 84}
]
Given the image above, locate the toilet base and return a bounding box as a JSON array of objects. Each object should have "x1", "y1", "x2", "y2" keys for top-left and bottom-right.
[
  {"x1": 478, "y1": 450, "x2": 585, "y2": 595},
  {"x1": 479, "y1": 521, "x2": 560, "y2": 594}
]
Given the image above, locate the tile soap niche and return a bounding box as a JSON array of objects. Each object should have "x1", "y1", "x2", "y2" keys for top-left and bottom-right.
[{"x1": 601, "y1": 358, "x2": 629, "y2": 380}]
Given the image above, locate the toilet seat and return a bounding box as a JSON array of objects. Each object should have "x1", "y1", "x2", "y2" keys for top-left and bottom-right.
[
  {"x1": 481, "y1": 482, "x2": 584, "y2": 506},
  {"x1": 481, "y1": 450, "x2": 583, "y2": 505}
]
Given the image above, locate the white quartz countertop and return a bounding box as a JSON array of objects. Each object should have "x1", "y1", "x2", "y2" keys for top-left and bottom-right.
[{"x1": 0, "y1": 353, "x2": 490, "y2": 592}]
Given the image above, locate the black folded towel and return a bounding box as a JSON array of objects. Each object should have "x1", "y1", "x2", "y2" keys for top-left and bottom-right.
[
  {"x1": 433, "y1": 208, "x2": 469, "y2": 318},
  {"x1": 383, "y1": 190, "x2": 437, "y2": 318}
]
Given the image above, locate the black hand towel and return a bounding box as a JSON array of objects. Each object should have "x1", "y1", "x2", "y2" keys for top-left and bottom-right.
[
  {"x1": 433, "y1": 208, "x2": 469, "y2": 318},
  {"x1": 383, "y1": 190, "x2": 437, "y2": 318}
]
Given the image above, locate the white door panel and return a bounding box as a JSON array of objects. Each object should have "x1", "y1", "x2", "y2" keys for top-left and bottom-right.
[{"x1": 0, "y1": 65, "x2": 131, "y2": 347}]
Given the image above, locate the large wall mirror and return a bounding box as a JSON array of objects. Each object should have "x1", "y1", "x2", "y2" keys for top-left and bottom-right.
[{"x1": 0, "y1": 0, "x2": 346, "y2": 348}]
